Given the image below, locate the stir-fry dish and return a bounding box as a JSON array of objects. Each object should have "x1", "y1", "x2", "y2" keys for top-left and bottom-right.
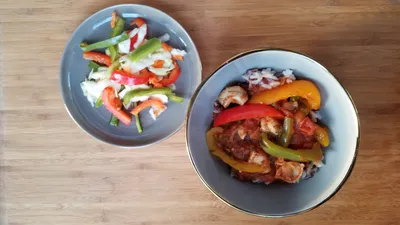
[
  {"x1": 206, "y1": 68, "x2": 330, "y2": 184},
  {"x1": 80, "y1": 12, "x2": 186, "y2": 132}
]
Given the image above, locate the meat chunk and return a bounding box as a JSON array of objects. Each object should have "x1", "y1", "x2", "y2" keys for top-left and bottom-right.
[
  {"x1": 233, "y1": 170, "x2": 276, "y2": 184},
  {"x1": 218, "y1": 86, "x2": 248, "y2": 108},
  {"x1": 215, "y1": 121, "x2": 262, "y2": 161},
  {"x1": 260, "y1": 117, "x2": 282, "y2": 136},
  {"x1": 275, "y1": 158, "x2": 304, "y2": 183},
  {"x1": 248, "y1": 151, "x2": 271, "y2": 173}
]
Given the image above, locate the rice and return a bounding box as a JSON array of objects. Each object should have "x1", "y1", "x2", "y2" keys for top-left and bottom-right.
[{"x1": 242, "y1": 68, "x2": 297, "y2": 88}]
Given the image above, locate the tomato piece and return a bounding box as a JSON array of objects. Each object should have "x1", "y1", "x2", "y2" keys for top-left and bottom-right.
[
  {"x1": 159, "y1": 61, "x2": 181, "y2": 86},
  {"x1": 213, "y1": 104, "x2": 285, "y2": 127},
  {"x1": 110, "y1": 69, "x2": 150, "y2": 85},
  {"x1": 298, "y1": 117, "x2": 316, "y2": 136},
  {"x1": 82, "y1": 52, "x2": 112, "y2": 66},
  {"x1": 102, "y1": 87, "x2": 131, "y2": 125}
]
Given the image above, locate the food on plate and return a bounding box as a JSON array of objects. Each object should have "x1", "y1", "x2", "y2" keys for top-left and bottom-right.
[
  {"x1": 79, "y1": 12, "x2": 186, "y2": 133},
  {"x1": 206, "y1": 68, "x2": 330, "y2": 184}
]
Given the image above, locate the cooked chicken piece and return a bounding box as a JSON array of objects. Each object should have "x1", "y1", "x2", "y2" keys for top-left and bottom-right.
[
  {"x1": 218, "y1": 86, "x2": 248, "y2": 108},
  {"x1": 248, "y1": 151, "x2": 271, "y2": 173},
  {"x1": 275, "y1": 158, "x2": 304, "y2": 183},
  {"x1": 260, "y1": 117, "x2": 282, "y2": 136},
  {"x1": 237, "y1": 126, "x2": 247, "y2": 140}
]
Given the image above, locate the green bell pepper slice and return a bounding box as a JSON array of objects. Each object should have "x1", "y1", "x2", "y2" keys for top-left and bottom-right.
[
  {"x1": 106, "y1": 60, "x2": 121, "y2": 78},
  {"x1": 133, "y1": 102, "x2": 143, "y2": 133},
  {"x1": 167, "y1": 94, "x2": 184, "y2": 103},
  {"x1": 108, "y1": 17, "x2": 125, "y2": 62},
  {"x1": 260, "y1": 133, "x2": 323, "y2": 163},
  {"x1": 109, "y1": 115, "x2": 120, "y2": 126},
  {"x1": 123, "y1": 87, "x2": 172, "y2": 105},
  {"x1": 129, "y1": 38, "x2": 162, "y2": 62},
  {"x1": 88, "y1": 61, "x2": 101, "y2": 70},
  {"x1": 111, "y1": 17, "x2": 125, "y2": 37},
  {"x1": 80, "y1": 32, "x2": 129, "y2": 52},
  {"x1": 278, "y1": 117, "x2": 294, "y2": 147},
  {"x1": 95, "y1": 96, "x2": 103, "y2": 108}
]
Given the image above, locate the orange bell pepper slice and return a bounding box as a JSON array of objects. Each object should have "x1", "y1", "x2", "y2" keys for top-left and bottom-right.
[
  {"x1": 172, "y1": 54, "x2": 184, "y2": 61},
  {"x1": 131, "y1": 17, "x2": 146, "y2": 27},
  {"x1": 83, "y1": 52, "x2": 112, "y2": 66},
  {"x1": 206, "y1": 127, "x2": 265, "y2": 173},
  {"x1": 159, "y1": 61, "x2": 180, "y2": 86},
  {"x1": 102, "y1": 87, "x2": 131, "y2": 125},
  {"x1": 152, "y1": 60, "x2": 164, "y2": 68},
  {"x1": 162, "y1": 42, "x2": 173, "y2": 51},
  {"x1": 249, "y1": 80, "x2": 321, "y2": 110},
  {"x1": 130, "y1": 99, "x2": 166, "y2": 116},
  {"x1": 148, "y1": 73, "x2": 164, "y2": 88}
]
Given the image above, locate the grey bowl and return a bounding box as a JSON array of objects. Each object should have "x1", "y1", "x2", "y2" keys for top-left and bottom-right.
[
  {"x1": 60, "y1": 4, "x2": 201, "y2": 147},
  {"x1": 186, "y1": 49, "x2": 360, "y2": 217}
]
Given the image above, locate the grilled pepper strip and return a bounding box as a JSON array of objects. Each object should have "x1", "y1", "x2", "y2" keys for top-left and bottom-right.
[
  {"x1": 129, "y1": 38, "x2": 161, "y2": 61},
  {"x1": 123, "y1": 87, "x2": 172, "y2": 105},
  {"x1": 278, "y1": 117, "x2": 294, "y2": 147},
  {"x1": 80, "y1": 32, "x2": 130, "y2": 52},
  {"x1": 213, "y1": 104, "x2": 284, "y2": 127},
  {"x1": 314, "y1": 126, "x2": 330, "y2": 147},
  {"x1": 206, "y1": 127, "x2": 265, "y2": 173},
  {"x1": 260, "y1": 134, "x2": 323, "y2": 163},
  {"x1": 294, "y1": 98, "x2": 311, "y2": 125},
  {"x1": 249, "y1": 80, "x2": 321, "y2": 110}
]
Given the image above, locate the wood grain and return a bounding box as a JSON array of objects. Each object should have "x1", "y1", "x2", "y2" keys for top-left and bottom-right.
[{"x1": 1, "y1": 0, "x2": 400, "y2": 224}]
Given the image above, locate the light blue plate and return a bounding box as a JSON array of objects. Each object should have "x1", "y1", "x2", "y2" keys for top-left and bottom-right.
[
  {"x1": 186, "y1": 49, "x2": 360, "y2": 217},
  {"x1": 60, "y1": 4, "x2": 201, "y2": 147}
]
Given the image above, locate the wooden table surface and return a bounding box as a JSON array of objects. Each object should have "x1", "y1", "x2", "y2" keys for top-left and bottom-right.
[{"x1": 1, "y1": 0, "x2": 400, "y2": 224}]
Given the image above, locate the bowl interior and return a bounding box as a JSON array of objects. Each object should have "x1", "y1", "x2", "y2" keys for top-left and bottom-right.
[
  {"x1": 186, "y1": 50, "x2": 359, "y2": 217},
  {"x1": 60, "y1": 4, "x2": 201, "y2": 147}
]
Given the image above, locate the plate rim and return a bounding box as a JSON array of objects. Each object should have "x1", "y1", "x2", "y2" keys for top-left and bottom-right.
[
  {"x1": 59, "y1": 4, "x2": 202, "y2": 148},
  {"x1": 184, "y1": 48, "x2": 360, "y2": 217}
]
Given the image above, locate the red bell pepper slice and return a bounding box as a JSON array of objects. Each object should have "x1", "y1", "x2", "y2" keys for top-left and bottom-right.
[
  {"x1": 129, "y1": 33, "x2": 138, "y2": 52},
  {"x1": 102, "y1": 87, "x2": 131, "y2": 125},
  {"x1": 159, "y1": 61, "x2": 181, "y2": 86},
  {"x1": 213, "y1": 104, "x2": 285, "y2": 127},
  {"x1": 83, "y1": 52, "x2": 112, "y2": 66},
  {"x1": 110, "y1": 69, "x2": 150, "y2": 85}
]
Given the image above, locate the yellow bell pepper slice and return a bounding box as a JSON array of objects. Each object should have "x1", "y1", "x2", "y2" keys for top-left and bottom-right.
[
  {"x1": 314, "y1": 126, "x2": 330, "y2": 147},
  {"x1": 206, "y1": 127, "x2": 265, "y2": 173},
  {"x1": 249, "y1": 80, "x2": 321, "y2": 110}
]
